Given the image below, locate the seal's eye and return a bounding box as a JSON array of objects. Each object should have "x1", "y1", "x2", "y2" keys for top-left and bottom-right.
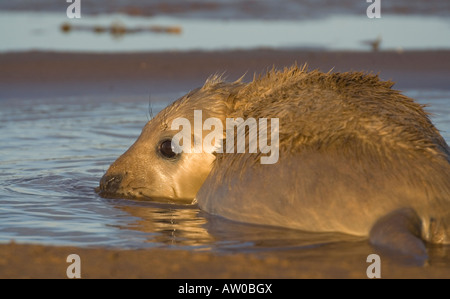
[{"x1": 159, "y1": 139, "x2": 178, "y2": 159}]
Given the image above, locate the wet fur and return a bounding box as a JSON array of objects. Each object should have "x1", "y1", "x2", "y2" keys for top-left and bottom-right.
[
  {"x1": 196, "y1": 66, "x2": 450, "y2": 252},
  {"x1": 100, "y1": 65, "x2": 450, "y2": 258}
]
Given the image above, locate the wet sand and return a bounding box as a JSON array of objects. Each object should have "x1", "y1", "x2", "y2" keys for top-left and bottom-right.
[
  {"x1": 1, "y1": 49, "x2": 450, "y2": 99},
  {"x1": 2, "y1": 241, "x2": 450, "y2": 279},
  {"x1": 1, "y1": 49, "x2": 450, "y2": 279}
]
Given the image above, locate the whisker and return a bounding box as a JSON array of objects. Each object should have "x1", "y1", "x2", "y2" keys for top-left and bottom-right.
[{"x1": 147, "y1": 94, "x2": 154, "y2": 121}]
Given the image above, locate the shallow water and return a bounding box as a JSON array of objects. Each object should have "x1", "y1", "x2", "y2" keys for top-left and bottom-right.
[
  {"x1": 1, "y1": 12, "x2": 450, "y2": 53},
  {"x1": 1, "y1": 89, "x2": 450, "y2": 257}
]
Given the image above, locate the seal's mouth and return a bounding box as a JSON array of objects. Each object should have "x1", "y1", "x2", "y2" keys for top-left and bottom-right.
[
  {"x1": 95, "y1": 181, "x2": 195, "y2": 205},
  {"x1": 94, "y1": 186, "x2": 126, "y2": 199},
  {"x1": 95, "y1": 178, "x2": 146, "y2": 200}
]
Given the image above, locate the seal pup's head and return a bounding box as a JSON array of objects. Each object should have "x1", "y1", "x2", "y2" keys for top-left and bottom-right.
[{"x1": 97, "y1": 77, "x2": 243, "y2": 203}]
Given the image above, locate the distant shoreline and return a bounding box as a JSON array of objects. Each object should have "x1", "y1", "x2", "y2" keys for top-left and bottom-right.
[
  {"x1": 1, "y1": 49, "x2": 450, "y2": 99},
  {"x1": 1, "y1": 0, "x2": 449, "y2": 20}
]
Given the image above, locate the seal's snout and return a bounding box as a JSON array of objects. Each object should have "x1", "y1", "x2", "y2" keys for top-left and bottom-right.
[{"x1": 97, "y1": 173, "x2": 124, "y2": 196}]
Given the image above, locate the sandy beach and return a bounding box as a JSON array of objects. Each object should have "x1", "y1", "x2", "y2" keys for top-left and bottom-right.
[
  {"x1": 2, "y1": 240, "x2": 450, "y2": 279},
  {"x1": 1, "y1": 49, "x2": 450, "y2": 279},
  {"x1": 2, "y1": 49, "x2": 450, "y2": 99}
]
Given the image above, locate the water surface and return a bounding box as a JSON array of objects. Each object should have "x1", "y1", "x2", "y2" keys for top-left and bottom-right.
[{"x1": 1, "y1": 12, "x2": 450, "y2": 52}]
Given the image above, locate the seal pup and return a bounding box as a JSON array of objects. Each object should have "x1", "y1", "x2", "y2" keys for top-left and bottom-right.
[{"x1": 97, "y1": 66, "x2": 450, "y2": 260}]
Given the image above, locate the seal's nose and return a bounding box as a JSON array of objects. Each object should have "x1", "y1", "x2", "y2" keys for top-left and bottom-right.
[{"x1": 97, "y1": 173, "x2": 123, "y2": 195}]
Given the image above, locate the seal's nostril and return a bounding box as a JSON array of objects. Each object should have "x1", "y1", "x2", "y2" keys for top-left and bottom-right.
[{"x1": 99, "y1": 174, "x2": 123, "y2": 193}]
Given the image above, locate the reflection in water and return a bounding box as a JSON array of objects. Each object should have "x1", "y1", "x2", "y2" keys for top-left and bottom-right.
[
  {"x1": 116, "y1": 201, "x2": 215, "y2": 248},
  {"x1": 111, "y1": 198, "x2": 365, "y2": 252}
]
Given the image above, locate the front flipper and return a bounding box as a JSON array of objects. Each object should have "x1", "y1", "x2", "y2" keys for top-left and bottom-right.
[{"x1": 369, "y1": 208, "x2": 428, "y2": 265}]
